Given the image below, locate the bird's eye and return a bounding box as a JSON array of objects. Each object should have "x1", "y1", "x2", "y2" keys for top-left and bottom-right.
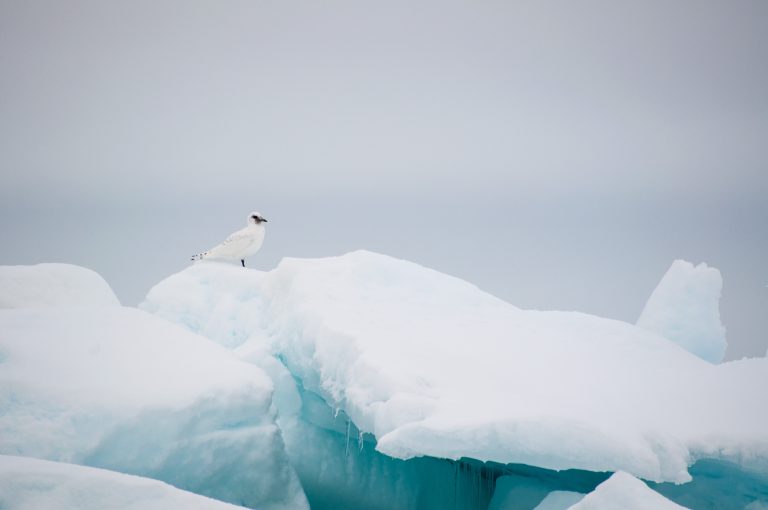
[{"x1": 251, "y1": 215, "x2": 258, "y2": 220}]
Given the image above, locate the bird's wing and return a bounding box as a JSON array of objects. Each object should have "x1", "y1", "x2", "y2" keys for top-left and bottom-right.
[{"x1": 203, "y1": 228, "x2": 255, "y2": 258}]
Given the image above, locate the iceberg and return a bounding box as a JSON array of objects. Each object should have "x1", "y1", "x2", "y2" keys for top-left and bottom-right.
[
  {"x1": 141, "y1": 250, "x2": 768, "y2": 509},
  {"x1": 637, "y1": 259, "x2": 727, "y2": 363},
  {"x1": 0, "y1": 262, "x2": 120, "y2": 308},
  {"x1": 0, "y1": 455, "x2": 249, "y2": 510},
  {"x1": 0, "y1": 264, "x2": 308, "y2": 510},
  {"x1": 4, "y1": 253, "x2": 765, "y2": 510},
  {"x1": 532, "y1": 492, "x2": 585, "y2": 510},
  {"x1": 568, "y1": 471, "x2": 689, "y2": 509}
]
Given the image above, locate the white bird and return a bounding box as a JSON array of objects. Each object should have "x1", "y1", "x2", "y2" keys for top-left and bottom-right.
[{"x1": 191, "y1": 212, "x2": 267, "y2": 267}]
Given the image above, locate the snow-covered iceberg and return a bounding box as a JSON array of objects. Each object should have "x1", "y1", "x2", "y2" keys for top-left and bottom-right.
[
  {"x1": 568, "y1": 471, "x2": 689, "y2": 509},
  {"x1": 0, "y1": 262, "x2": 120, "y2": 308},
  {"x1": 142, "y1": 250, "x2": 768, "y2": 493},
  {"x1": 0, "y1": 455, "x2": 249, "y2": 510},
  {"x1": 0, "y1": 264, "x2": 308, "y2": 510},
  {"x1": 637, "y1": 259, "x2": 727, "y2": 363},
  {"x1": 5, "y1": 254, "x2": 764, "y2": 509}
]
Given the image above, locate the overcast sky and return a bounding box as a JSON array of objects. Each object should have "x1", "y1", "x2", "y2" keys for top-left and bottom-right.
[{"x1": 1, "y1": 0, "x2": 766, "y2": 359}]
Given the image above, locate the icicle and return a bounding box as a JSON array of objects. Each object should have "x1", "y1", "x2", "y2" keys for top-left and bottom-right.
[
  {"x1": 358, "y1": 429, "x2": 364, "y2": 452},
  {"x1": 345, "y1": 418, "x2": 351, "y2": 458},
  {"x1": 453, "y1": 461, "x2": 458, "y2": 509}
]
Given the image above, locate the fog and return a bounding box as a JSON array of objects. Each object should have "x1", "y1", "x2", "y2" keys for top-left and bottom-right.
[{"x1": 1, "y1": 0, "x2": 766, "y2": 358}]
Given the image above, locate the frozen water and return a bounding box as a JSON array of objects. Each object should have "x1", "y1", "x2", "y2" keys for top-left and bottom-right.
[
  {"x1": 568, "y1": 471, "x2": 689, "y2": 509},
  {"x1": 142, "y1": 251, "x2": 768, "y2": 485},
  {"x1": 264, "y1": 373, "x2": 503, "y2": 510},
  {"x1": 0, "y1": 455, "x2": 248, "y2": 510},
  {"x1": 637, "y1": 259, "x2": 726, "y2": 363},
  {"x1": 0, "y1": 276, "x2": 308, "y2": 510},
  {"x1": 533, "y1": 491, "x2": 585, "y2": 510},
  {"x1": 0, "y1": 263, "x2": 120, "y2": 308},
  {"x1": 649, "y1": 458, "x2": 768, "y2": 510},
  {"x1": 487, "y1": 474, "x2": 588, "y2": 510},
  {"x1": 0, "y1": 306, "x2": 308, "y2": 510},
  {"x1": 6, "y1": 254, "x2": 764, "y2": 509}
]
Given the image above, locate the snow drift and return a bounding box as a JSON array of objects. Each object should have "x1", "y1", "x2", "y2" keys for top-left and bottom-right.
[{"x1": 142, "y1": 250, "x2": 768, "y2": 485}]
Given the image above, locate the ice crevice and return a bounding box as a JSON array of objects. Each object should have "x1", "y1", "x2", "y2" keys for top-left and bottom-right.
[
  {"x1": 278, "y1": 370, "x2": 603, "y2": 510},
  {"x1": 272, "y1": 364, "x2": 768, "y2": 510}
]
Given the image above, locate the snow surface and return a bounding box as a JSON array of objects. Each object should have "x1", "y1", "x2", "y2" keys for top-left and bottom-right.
[
  {"x1": 567, "y1": 471, "x2": 689, "y2": 509},
  {"x1": 0, "y1": 455, "x2": 249, "y2": 510},
  {"x1": 0, "y1": 263, "x2": 120, "y2": 308},
  {"x1": 142, "y1": 250, "x2": 768, "y2": 484},
  {"x1": 0, "y1": 265, "x2": 308, "y2": 510},
  {"x1": 637, "y1": 259, "x2": 726, "y2": 363}
]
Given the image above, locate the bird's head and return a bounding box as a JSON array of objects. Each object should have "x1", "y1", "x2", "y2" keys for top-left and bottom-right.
[{"x1": 248, "y1": 212, "x2": 268, "y2": 225}]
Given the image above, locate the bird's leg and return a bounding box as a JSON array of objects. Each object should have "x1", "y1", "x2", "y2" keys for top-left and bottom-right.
[{"x1": 241, "y1": 259, "x2": 245, "y2": 268}]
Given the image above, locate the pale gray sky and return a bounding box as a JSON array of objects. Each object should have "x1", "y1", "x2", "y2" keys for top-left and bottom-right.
[{"x1": 1, "y1": 0, "x2": 766, "y2": 358}]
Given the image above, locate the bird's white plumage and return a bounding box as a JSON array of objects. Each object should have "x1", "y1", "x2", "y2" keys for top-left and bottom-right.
[{"x1": 191, "y1": 212, "x2": 266, "y2": 265}]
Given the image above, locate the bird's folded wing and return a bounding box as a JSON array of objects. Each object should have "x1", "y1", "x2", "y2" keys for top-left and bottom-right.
[{"x1": 204, "y1": 231, "x2": 254, "y2": 258}]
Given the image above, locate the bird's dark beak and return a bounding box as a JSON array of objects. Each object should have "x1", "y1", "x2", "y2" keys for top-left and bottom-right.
[{"x1": 262, "y1": 218, "x2": 268, "y2": 222}]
